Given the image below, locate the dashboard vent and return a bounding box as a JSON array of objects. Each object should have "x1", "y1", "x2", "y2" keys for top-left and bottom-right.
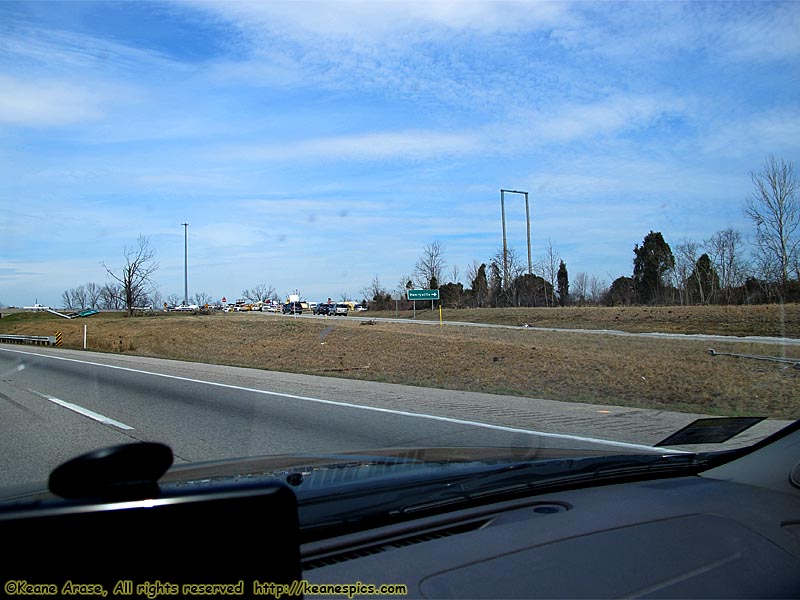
[{"x1": 303, "y1": 519, "x2": 490, "y2": 571}]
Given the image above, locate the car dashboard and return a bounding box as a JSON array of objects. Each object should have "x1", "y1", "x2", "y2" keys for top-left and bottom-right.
[
  {"x1": 301, "y1": 426, "x2": 800, "y2": 598},
  {"x1": 1, "y1": 427, "x2": 799, "y2": 599},
  {"x1": 302, "y1": 474, "x2": 800, "y2": 598}
]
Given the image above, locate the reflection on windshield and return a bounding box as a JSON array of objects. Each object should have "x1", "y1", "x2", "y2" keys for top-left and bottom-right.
[{"x1": 0, "y1": 1, "x2": 798, "y2": 494}]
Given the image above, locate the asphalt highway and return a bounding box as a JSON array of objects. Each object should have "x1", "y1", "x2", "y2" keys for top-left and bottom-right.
[{"x1": 0, "y1": 345, "x2": 791, "y2": 488}]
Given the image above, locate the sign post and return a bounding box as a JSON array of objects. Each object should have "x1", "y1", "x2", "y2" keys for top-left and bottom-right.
[
  {"x1": 391, "y1": 292, "x2": 402, "y2": 318},
  {"x1": 406, "y1": 289, "x2": 439, "y2": 320}
]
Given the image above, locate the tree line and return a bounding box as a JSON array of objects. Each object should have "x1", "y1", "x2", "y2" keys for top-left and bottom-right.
[
  {"x1": 606, "y1": 156, "x2": 798, "y2": 305},
  {"x1": 62, "y1": 235, "x2": 280, "y2": 316},
  {"x1": 367, "y1": 156, "x2": 799, "y2": 309},
  {"x1": 63, "y1": 156, "x2": 797, "y2": 315}
]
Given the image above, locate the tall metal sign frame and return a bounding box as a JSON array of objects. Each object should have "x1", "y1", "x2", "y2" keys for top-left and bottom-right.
[{"x1": 500, "y1": 189, "x2": 532, "y2": 288}]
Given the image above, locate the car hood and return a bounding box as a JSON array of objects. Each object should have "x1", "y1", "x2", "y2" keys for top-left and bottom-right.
[
  {"x1": 162, "y1": 445, "x2": 657, "y2": 495},
  {"x1": 0, "y1": 445, "x2": 640, "y2": 504}
]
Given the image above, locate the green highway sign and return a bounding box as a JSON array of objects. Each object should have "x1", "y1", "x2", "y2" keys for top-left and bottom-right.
[{"x1": 407, "y1": 289, "x2": 440, "y2": 301}]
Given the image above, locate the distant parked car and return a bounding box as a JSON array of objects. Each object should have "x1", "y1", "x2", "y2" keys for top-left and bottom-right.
[
  {"x1": 355, "y1": 304, "x2": 368, "y2": 311},
  {"x1": 282, "y1": 302, "x2": 303, "y2": 314},
  {"x1": 332, "y1": 303, "x2": 349, "y2": 316},
  {"x1": 314, "y1": 303, "x2": 332, "y2": 315},
  {"x1": 173, "y1": 304, "x2": 199, "y2": 312}
]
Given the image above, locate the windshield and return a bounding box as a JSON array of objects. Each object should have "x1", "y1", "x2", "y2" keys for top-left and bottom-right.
[{"x1": 0, "y1": 0, "x2": 798, "y2": 503}]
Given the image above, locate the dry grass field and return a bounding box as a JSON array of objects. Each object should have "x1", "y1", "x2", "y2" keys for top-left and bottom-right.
[
  {"x1": 2, "y1": 305, "x2": 798, "y2": 419},
  {"x1": 394, "y1": 304, "x2": 800, "y2": 337}
]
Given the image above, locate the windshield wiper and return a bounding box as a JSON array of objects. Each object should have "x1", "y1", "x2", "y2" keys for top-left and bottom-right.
[
  {"x1": 298, "y1": 453, "x2": 706, "y2": 539},
  {"x1": 397, "y1": 453, "x2": 706, "y2": 511}
]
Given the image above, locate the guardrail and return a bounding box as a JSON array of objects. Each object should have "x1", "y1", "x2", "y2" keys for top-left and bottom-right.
[{"x1": 0, "y1": 332, "x2": 62, "y2": 347}]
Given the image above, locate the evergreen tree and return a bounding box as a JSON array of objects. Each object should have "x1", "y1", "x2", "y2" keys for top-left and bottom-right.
[
  {"x1": 557, "y1": 260, "x2": 569, "y2": 307},
  {"x1": 515, "y1": 273, "x2": 553, "y2": 307},
  {"x1": 488, "y1": 261, "x2": 503, "y2": 307},
  {"x1": 604, "y1": 276, "x2": 636, "y2": 306},
  {"x1": 633, "y1": 231, "x2": 674, "y2": 304},
  {"x1": 471, "y1": 263, "x2": 489, "y2": 307},
  {"x1": 687, "y1": 253, "x2": 720, "y2": 304}
]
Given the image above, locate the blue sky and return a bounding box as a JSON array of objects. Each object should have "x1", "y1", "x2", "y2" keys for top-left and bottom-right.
[{"x1": 1, "y1": 1, "x2": 798, "y2": 307}]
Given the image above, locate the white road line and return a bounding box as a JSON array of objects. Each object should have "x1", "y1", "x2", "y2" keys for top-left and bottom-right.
[
  {"x1": 47, "y1": 396, "x2": 134, "y2": 430},
  {"x1": 0, "y1": 347, "x2": 684, "y2": 453}
]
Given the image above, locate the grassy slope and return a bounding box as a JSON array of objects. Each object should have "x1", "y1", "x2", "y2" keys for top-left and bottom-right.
[{"x1": 1, "y1": 306, "x2": 798, "y2": 419}]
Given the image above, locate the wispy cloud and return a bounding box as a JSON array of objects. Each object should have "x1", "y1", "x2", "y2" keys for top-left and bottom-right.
[
  {"x1": 1, "y1": 1, "x2": 797, "y2": 306},
  {"x1": 0, "y1": 21, "x2": 190, "y2": 74},
  {"x1": 193, "y1": 1, "x2": 571, "y2": 41},
  {"x1": 507, "y1": 93, "x2": 687, "y2": 146},
  {"x1": 713, "y1": 2, "x2": 800, "y2": 62},
  {"x1": 0, "y1": 75, "x2": 105, "y2": 126},
  {"x1": 701, "y1": 108, "x2": 800, "y2": 159},
  {"x1": 219, "y1": 129, "x2": 482, "y2": 163}
]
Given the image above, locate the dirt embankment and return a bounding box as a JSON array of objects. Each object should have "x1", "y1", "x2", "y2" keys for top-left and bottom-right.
[
  {"x1": 1, "y1": 306, "x2": 798, "y2": 419},
  {"x1": 398, "y1": 304, "x2": 800, "y2": 338}
]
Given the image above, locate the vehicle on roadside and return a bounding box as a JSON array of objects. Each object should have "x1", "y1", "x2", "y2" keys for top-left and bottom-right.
[
  {"x1": 332, "y1": 303, "x2": 349, "y2": 316},
  {"x1": 355, "y1": 304, "x2": 368, "y2": 312},
  {"x1": 171, "y1": 304, "x2": 199, "y2": 312},
  {"x1": 314, "y1": 303, "x2": 332, "y2": 315},
  {"x1": 282, "y1": 302, "x2": 303, "y2": 314}
]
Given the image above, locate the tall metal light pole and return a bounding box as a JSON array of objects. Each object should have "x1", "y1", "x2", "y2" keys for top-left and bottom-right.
[
  {"x1": 499, "y1": 189, "x2": 532, "y2": 288},
  {"x1": 182, "y1": 223, "x2": 189, "y2": 306}
]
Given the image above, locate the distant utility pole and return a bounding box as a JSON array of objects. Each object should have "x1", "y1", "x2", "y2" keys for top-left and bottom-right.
[
  {"x1": 182, "y1": 223, "x2": 189, "y2": 305},
  {"x1": 499, "y1": 189, "x2": 532, "y2": 287}
]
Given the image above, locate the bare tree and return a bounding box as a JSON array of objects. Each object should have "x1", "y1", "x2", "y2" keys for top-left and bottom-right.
[
  {"x1": 362, "y1": 274, "x2": 388, "y2": 301},
  {"x1": 536, "y1": 239, "x2": 560, "y2": 307},
  {"x1": 61, "y1": 289, "x2": 75, "y2": 310},
  {"x1": 102, "y1": 236, "x2": 159, "y2": 317},
  {"x1": 100, "y1": 283, "x2": 123, "y2": 310},
  {"x1": 397, "y1": 275, "x2": 413, "y2": 294},
  {"x1": 166, "y1": 293, "x2": 183, "y2": 307},
  {"x1": 465, "y1": 260, "x2": 480, "y2": 286},
  {"x1": 413, "y1": 240, "x2": 446, "y2": 289},
  {"x1": 75, "y1": 285, "x2": 88, "y2": 309},
  {"x1": 61, "y1": 285, "x2": 87, "y2": 309},
  {"x1": 589, "y1": 275, "x2": 606, "y2": 304},
  {"x1": 194, "y1": 292, "x2": 212, "y2": 306},
  {"x1": 573, "y1": 272, "x2": 588, "y2": 305},
  {"x1": 494, "y1": 246, "x2": 525, "y2": 305},
  {"x1": 62, "y1": 282, "x2": 103, "y2": 310},
  {"x1": 745, "y1": 156, "x2": 799, "y2": 298},
  {"x1": 706, "y1": 228, "x2": 748, "y2": 303},
  {"x1": 150, "y1": 289, "x2": 163, "y2": 310},
  {"x1": 449, "y1": 264, "x2": 460, "y2": 285},
  {"x1": 242, "y1": 284, "x2": 276, "y2": 303},
  {"x1": 361, "y1": 274, "x2": 392, "y2": 309},
  {"x1": 85, "y1": 282, "x2": 102, "y2": 309},
  {"x1": 673, "y1": 239, "x2": 699, "y2": 305}
]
